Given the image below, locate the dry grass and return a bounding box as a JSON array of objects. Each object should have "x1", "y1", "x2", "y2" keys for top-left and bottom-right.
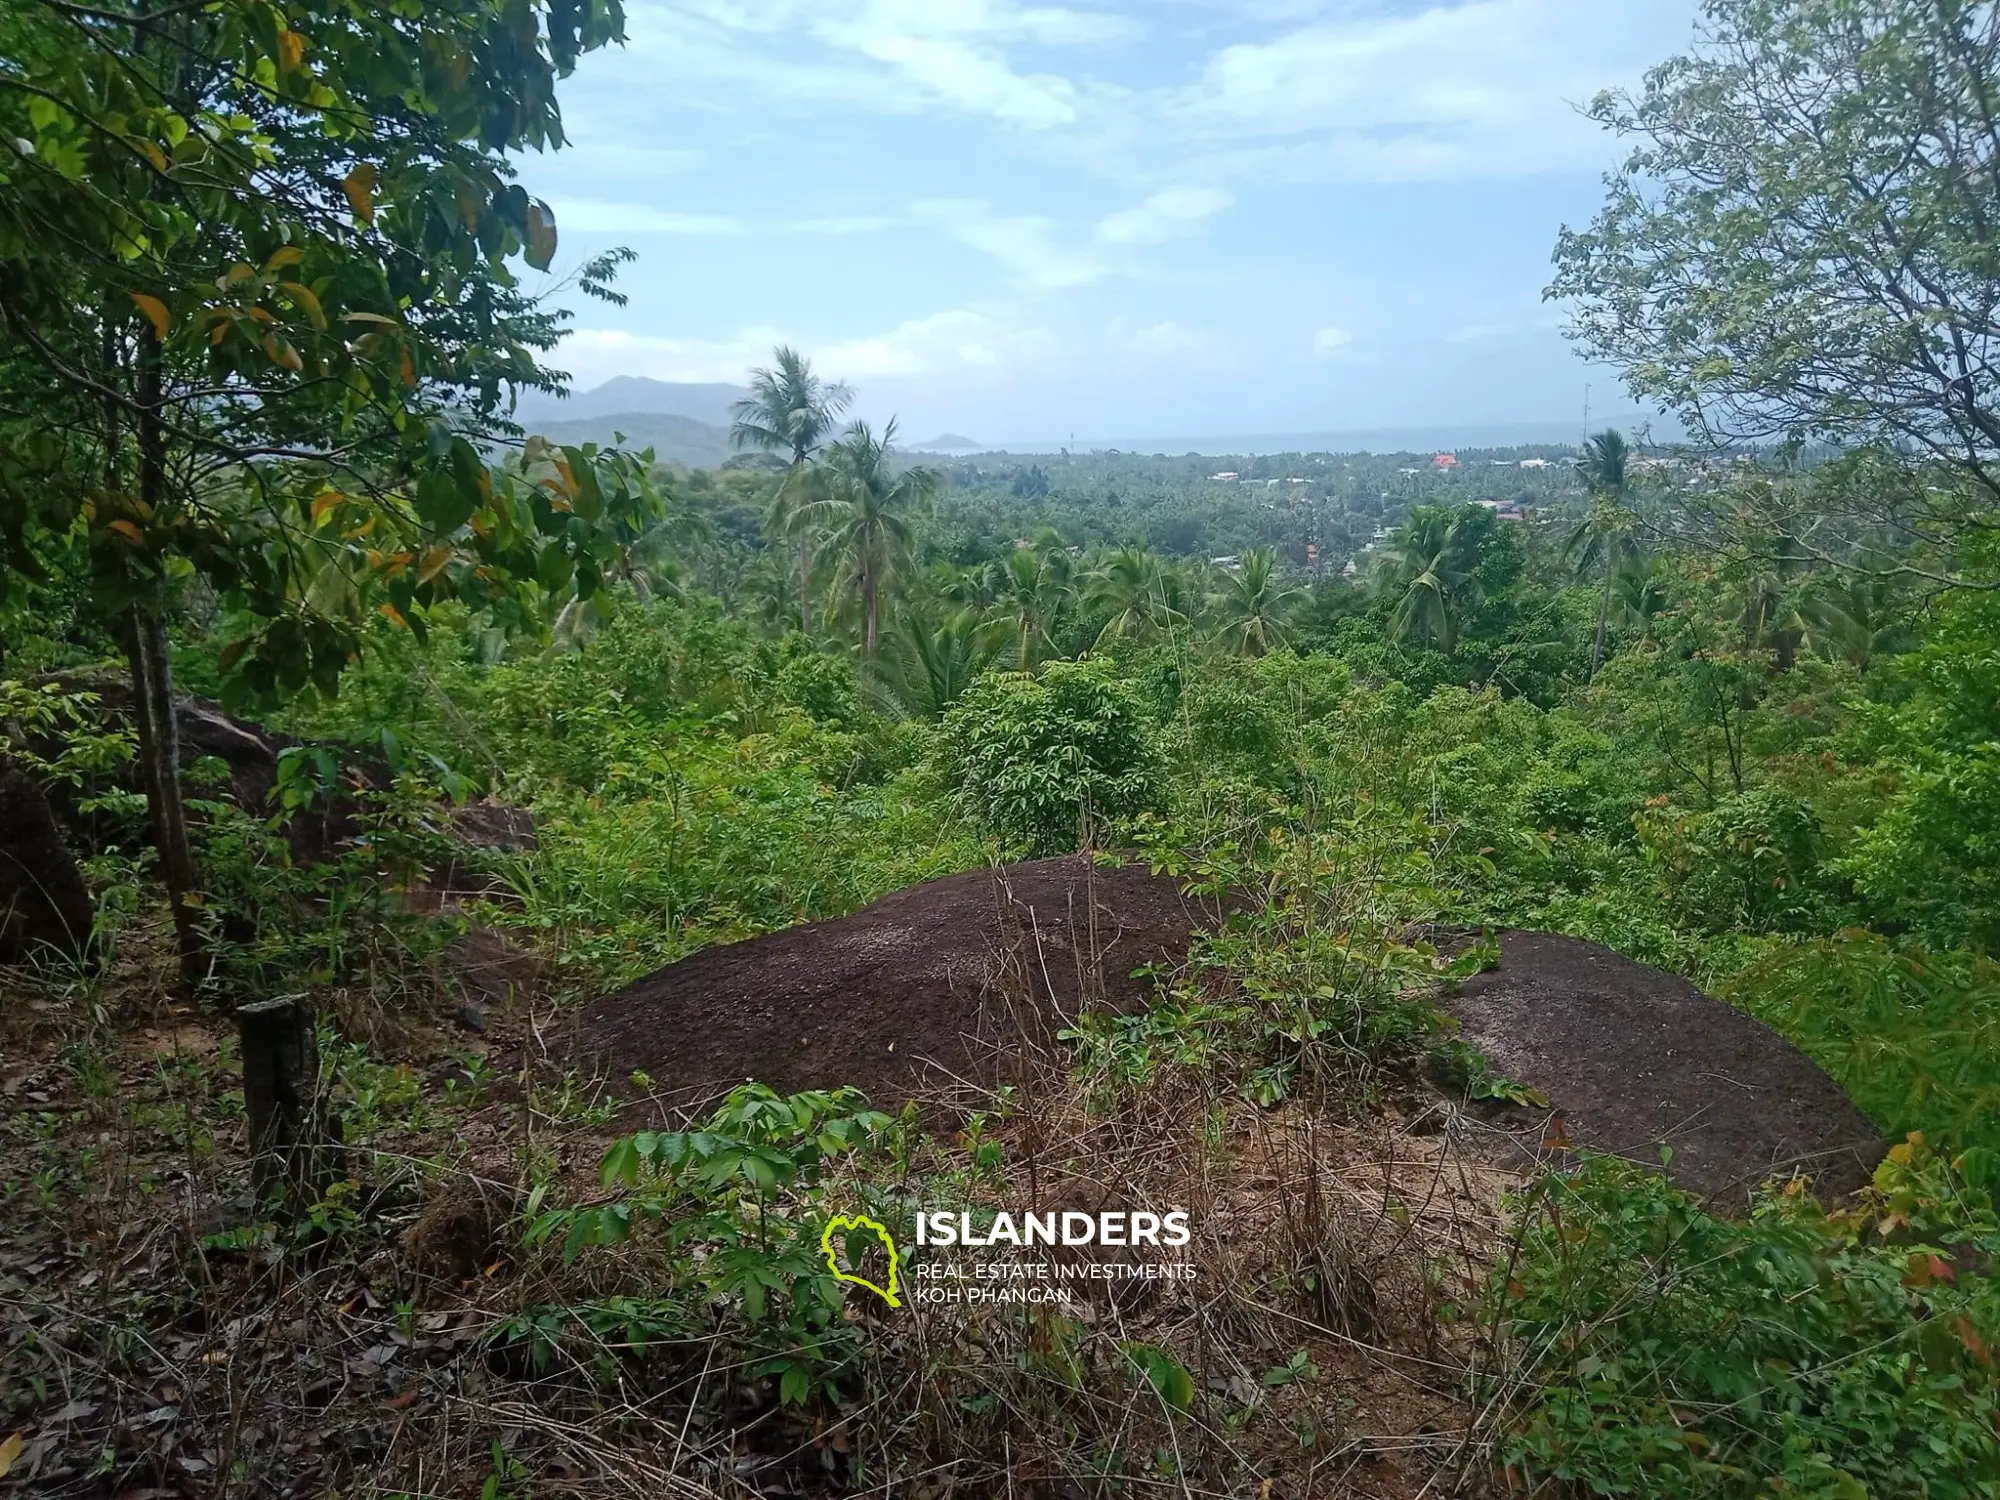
[{"x1": 0, "y1": 873, "x2": 1532, "y2": 1500}]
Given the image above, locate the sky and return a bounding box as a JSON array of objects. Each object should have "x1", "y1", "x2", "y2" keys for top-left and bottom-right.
[{"x1": 520, "y1": 0, "x2": 1704, "y2": 444}]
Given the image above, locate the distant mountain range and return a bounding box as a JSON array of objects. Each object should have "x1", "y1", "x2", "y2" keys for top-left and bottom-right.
[
  {"x1": 512, "y1": 376, "x2": 1671, "y2": 466},
  {"x1": 516, "y1": 376, "x2": 750, "y2": 428},
  {"x1": 511, "y1": 377, "x2": 750, "y2": 467}
]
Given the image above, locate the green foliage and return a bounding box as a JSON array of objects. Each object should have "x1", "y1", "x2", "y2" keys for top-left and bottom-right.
[
  {"x1": 1552, "y1": 0, "x2": 2000, "y2": 543},
  {"x1": 1836, "y1": 584, "x2": 2000, "y2": 951},
  {"x1": 1725, "y1": 935, "x2": 2000, "y2": 1153},
  {"x1": 1492, "y1": 1141, "x2": 2000, "y2": 1499},
  {"x1": 1634, "y1": 787, "x2": 1825, "y2": 934},
  {"x1": 522, "y1": 1083, "x2": 893, "y2": 1404},
  {"x1": 942, "y1": 659, "x2": 1159, "y2": 856}
]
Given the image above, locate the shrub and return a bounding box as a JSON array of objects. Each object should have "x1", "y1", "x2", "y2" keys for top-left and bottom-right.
[
  {"x1": 1491, "y1": 1140, "x2": 2000, "y2": 1499},
  {"x1": 941, "y1": 660, "x2": 1160, "y2": 856},
  {"x1": 1724, "y1": 933, "x2": 2000, "y2": 1152}
]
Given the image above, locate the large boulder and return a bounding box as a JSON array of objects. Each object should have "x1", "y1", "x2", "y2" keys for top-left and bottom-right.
[
  {"x1": 1447, "y1": 930, "x2": 1884, "y2": 1202},
  {"x1": 564, "y1": 855, "x2": 1216, "y2": 1117},
  {"x1": 0, "y1": 755, "x2": 94, "y2": 965}
]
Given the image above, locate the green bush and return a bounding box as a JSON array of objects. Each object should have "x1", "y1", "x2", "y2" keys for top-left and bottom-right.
[
  {"x1": 1493, "y1": 1141, "x2": 2000, "y2": 1499},
  {"x1": 1724, "y1": 934, "x2": 2000, "y2": 1152},
  {"x1": 941, "y1": 659, "x2": 1160, "y2": 856}
]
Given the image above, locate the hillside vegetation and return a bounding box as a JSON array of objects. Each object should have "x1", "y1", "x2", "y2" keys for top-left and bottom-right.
[{"x1": 3, "y1": 2, "x2": 2000, "y2": 1497}]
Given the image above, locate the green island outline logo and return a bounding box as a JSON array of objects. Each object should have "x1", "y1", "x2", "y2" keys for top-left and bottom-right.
[{"x1": 820, "y1": 1213, "x2": 902, "y2": 1308}]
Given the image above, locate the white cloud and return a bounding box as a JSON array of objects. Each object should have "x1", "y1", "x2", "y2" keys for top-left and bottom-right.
[
  {"x1": 610, "y1": 0, "x2": 1125, "y2": 130},
  {"x1": 1172, "y1": 0, "x2": 1693, "y2": 181},
  {"x1": 1116, "y1": 319, "x2": 1226, "y2": 360},
  {"x1": 1094, "y1": 185, "x2": 1231, "y2": 245},
  {"x1": 558, "y1": 309, "x2": 1051, "y2": 387},
  {"x1": 913, "y1": 199, "x2": 1107, "y2": 286},
  {"x1": 1313, "y1": 326, "x2": 1354, "y2": 358},
  {"x1": 824, "y1": 26, "x2": 1083, "y2": 128}
]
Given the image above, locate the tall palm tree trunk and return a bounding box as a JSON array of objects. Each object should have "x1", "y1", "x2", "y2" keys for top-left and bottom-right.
[
  {"x1": 796, "y1": 533, "x2": 813, "y2": 635},
  {"x1": 860, "y1": 553, "x2": 877, "y2": 658},
  {"x1": 1592, "y1": 569, "x2": 1612, "y2": 672}
]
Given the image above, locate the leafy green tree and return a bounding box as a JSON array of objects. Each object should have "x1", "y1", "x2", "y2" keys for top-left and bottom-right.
[
  {"x1": 1207, "y1": 548, "x2": 1306, "y2": 657},
  {"x1": 1551, "y1": 0, "x2": 2000, "y2": 563},
  {"x1": 0, "y1": 0, "x2": 636, "y2": 983},
  {"x1": 806, "y1": 420, "x2": 941, "y2": 659},
  {"x1": 941, "y1": 659, "x2": 1158, "y2": 855},
  {"x1": 729, "y1": 347, "x2": 853, "y2": 635}
]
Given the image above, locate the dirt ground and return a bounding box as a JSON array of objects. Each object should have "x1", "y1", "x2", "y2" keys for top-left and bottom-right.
[{"x1": 563, "y1": 854, "x2": 1223, "y2": 1117}]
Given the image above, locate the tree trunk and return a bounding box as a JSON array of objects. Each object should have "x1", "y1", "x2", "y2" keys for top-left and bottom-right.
[
  {"x1": 130, "y1": 321, "x2": 206, "y2": 989},
  {"x1": 1592, "y1": 571, "x2": 1612, "y2": 672},
  {"x1": 238, "y1": 996, "x2": 344, "y2": 1203},
  {"x1": 128, "y1": 604, "x2": 205, "y2": 989},
  {"x1": 796, "y1": 533, "x2": 814, "y2": 636},
  {"x1": 0, "y1": 754, "x2": 95, "y2": 966},
  {"x1": 862, "y1": 555, "x2": 878, "y2": 658}
]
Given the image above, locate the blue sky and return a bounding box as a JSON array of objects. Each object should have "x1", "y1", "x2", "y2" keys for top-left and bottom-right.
[{"x1": 522, "y1": 0, "x2": 1702, "y2": 443}]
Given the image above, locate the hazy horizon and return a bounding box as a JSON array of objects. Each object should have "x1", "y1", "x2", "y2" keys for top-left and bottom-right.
[{"x1": 519, "y1": 0, "x2": 1704, "y2": 440}]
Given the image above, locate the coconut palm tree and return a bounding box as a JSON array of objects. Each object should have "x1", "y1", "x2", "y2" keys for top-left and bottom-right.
[
  {"x1": 1569, "y1": 429, "x2": 1639, "y2": 673},
  {"x1": 983, "y1": 538, "x2": 1074, "y2": 671},
  {"x1": 804, "y1": 419, "x2": 941, "y2": 659},
  {"x1": 1609, "y1": 554, "x2": 1672, "y2": 647},
  {"x1": 1208, "y1": 548, "x2": 1307, "y2": 656},
  {"x1": 1800, "y1": 569, "x2": 1916, "y2": 669},
  {"x1": 728, "y1": 347, "x2": 853, "y2": 634},
  {"x1": 1084, "y1": 543, "x2": 1186, "y2": 647},
  {"x1": 1375, "y1": 508, "x2": 1482, "y2": 654},
  {"x1": 874, "y1": 606, "x2": 1000, "y2": 718}
]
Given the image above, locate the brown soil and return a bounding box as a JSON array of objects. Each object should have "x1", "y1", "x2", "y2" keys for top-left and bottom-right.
[
  {"x1": 563, "y1": 854, "x2": 1218, "y2": 1116},
  {"x1": 1446, "y1": 930, "x2": 1885, "y2": 1204}
]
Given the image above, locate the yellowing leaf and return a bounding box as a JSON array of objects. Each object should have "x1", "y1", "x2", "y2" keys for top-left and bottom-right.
[
  {"x1": 264, "y1": 245, "x2": 303, "y2": 273},
  {"x1": 129, "y1": 292, "x2": 170, "y2": 341},
  {"x1": 524, "y1": 197, "x2": 558, "y2": 271},
  {"x1": 343, "y1": 163, "x2": 376, "y2": 226},
  {"x1": 279, "y1": 280, "x2": 325, "y2": 328},
  {"x1": 0, "y1": 1431, "x2": 20, "y2": 1478},
  {"x1": 310, "y1": 489, "x2": 346, "y2": 524},
  {"x1": 136, "y1": 138, "x2": 167, "y2": 172},
  {"x1": 399, "y1": 346, "x2": 416, "y2": 388},
  {"x1": 262, "y1": 333, "x2": 304, "y2": 372},
  {"x1": 277, "y1": 29, "x2": 306, "y2": 72},
  {"x1": 416, "y1": 546, "x2": 452, "y2": 585},
  {"x1": 107, "y1": 519, "x2": 146, "y2": 546}
]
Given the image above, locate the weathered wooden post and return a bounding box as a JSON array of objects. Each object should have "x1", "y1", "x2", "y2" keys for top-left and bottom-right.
[{"x1": 237, "y1": 996, "x2": 343, "y2": 1202}]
